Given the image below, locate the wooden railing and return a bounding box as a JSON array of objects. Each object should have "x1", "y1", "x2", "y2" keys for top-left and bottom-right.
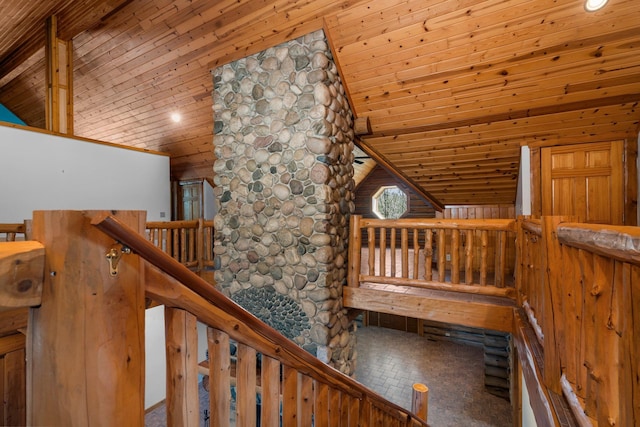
[
  {"x1": 98, "y1": 214, "x2": 430, "y2": 427},
  {"x1": 5, "y1": 211, "x2": 638, "y2": 425},
  {"x1": 0, "y1": 220, "x2": 30, "y2": 242},
  {"x1": 348, "y1": 215, "x2": 517, "y2": 298},
  {"x1": 145, "y1": 218, "x2": 214, "y2": 273},
  {"x1": 4, "y1": 210, "x2": 427, "y2": 426},
  {"x1": 517, "y1": 216, "x2": 640, "y2": 426}
]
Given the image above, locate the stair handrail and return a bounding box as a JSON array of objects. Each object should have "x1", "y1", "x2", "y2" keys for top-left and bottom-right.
[{"x1": 94, "y1": 214, "x2": 429, "y2": 426}]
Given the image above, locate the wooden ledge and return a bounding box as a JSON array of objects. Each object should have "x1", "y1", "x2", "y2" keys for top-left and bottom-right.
[
  {"x1": 343, "y1": 283, "x2": 515, "y2": 333},
  {"x1": 0, "y1": 241, "x2": 45, "y2": 309}
]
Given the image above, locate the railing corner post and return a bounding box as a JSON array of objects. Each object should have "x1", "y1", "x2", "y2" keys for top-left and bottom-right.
[
  {"x1": 27, "y1": 210, "x2": 146, "y2": 426},
  {"x1": 348, "y1": 215, "x2": 362, "y2": 288}
]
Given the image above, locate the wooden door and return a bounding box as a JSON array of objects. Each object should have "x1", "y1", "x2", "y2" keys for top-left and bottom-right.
[
  {"x1": 177, "y1": 181, "x2": 203, "y2": 220},
  {"x1": 542, "y1": 141, "x2": 623, "y2": 224}
]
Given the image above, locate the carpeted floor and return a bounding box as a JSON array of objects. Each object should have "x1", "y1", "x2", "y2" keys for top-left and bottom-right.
[{"x1": 145, "y1": 325, "x2": 513, "y2": 426}]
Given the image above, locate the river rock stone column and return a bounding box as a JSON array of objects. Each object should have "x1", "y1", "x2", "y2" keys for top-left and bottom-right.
[{"x1": 212, "y1": 29, "x2": 357, "y2": 375}]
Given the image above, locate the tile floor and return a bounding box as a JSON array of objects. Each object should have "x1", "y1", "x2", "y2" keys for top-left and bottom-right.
[
  {"x1": 146, "y1": 325, "x2": 513, "y2": 426},
  {"x1": 355, "y1": 325, "x2": 512, "y2": 427}
]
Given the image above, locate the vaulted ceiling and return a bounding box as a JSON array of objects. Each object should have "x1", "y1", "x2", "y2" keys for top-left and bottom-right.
[{"x1": 0, "y1": 0, "x2": 638, "y2": 207}]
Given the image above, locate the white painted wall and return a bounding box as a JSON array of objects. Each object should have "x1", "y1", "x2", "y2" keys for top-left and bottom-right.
[
  {"x1": 0, "y1": 124, "x2": 173, "y2": 409},
  {"x1": 203, "y1": 179, "x2": 216, "y2": 219},
  {"x1": 0, "y1": 124, "x2": 170, "y2": 222},
  {"x1": 521, "y1": 371, "x2": 537, "y2": 426},
  {"x1": 516, "y1": 145, "x2": 532, "y2": 216}
]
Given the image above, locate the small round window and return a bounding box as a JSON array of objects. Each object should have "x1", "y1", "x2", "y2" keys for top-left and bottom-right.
[{"x1": 372, "y1": 186, "x2": 408, "y2": 219}]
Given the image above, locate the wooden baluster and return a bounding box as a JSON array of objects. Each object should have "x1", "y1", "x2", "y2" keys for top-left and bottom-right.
[
  {"x1": 465, "y1": 230, "x2": 474, "y2": 285},
  {"x1": 180, "y1": 228, "x2": 187, "y2": 264},
  {"x1": 347, "y1": 393, "x2": 359, "y2": 427},
  {"x1": 359, "y1": 396, "x2": 371, "y2": 426},
  {"x1": 328, "y1": 387, "x2": 341, "y2": 426},
  {"x1": 620, "y1": 262, "x2": 639, "y2": 427},
  {"x1": 437, "y1": 229, "x2": 445, "y2": 282},
  {"x1": 23, "y1": 219, "x2": 33, "y2": 240},
  {"x1": 260, "y1": 355, "x2": 280, "y2": 427},
  {"x1": 424, "y1": 229, "x2": 433, "y2": 281},
  {"x1": 495, "y1": 231, "x2": 507, "y2": 287},
  {"x1": 541, "y1": 216, "x2": 565, "y2": 395},
  {"x1": 340, "y1": 394, "x2": 351, "y2": 426},
  {"x1": 165, "y1": 307, "x2": 199, "y2": 427},
  {"x1": 451, "y1": 229, "x2": 460, "y2": 284},
  {"x1": 188, "y1": 227, "x2": 195, "y2": 264},
  {"x1": 314, "y1": 382, "x2": 329, "y2": 427},
  {"x1": 282, "y1": 365, "x2": 297, "y2": 427},
  {"x1": 413, "y1": 228, "x2": 419, "y2": 279},
  {"x1": 236, "y1": 343, "x2": 257, "y2": 427},
  {"x1": 401, "y1": 228, "x2": 409, "y2": 278},
  {"x1": 166, "y1": 228, "x2": 173, "y2": 255},
  {"x1": 207, "y1": 328, "x2": 231, "y2": 427},
  {"x1": 480, "y1": 230, "x2": 488, "y2": 285},
  {"x1": 578, "y1": 250, "x2": 598, "y2": 420},
  {"x1": 594, "y1": 255, "x2": 618, "y2": 426},
  {"x1": 197, "y1": 218, "x2": 204, "y2": 273},
  {"x1": 367, "y1": 227, "x2": 375, "y2": 276},
  {"x1": 299, "y1": 375, "x2": 314, "y2": 426},
  {"x1": 528, "y1": 232, "x2": 537, "y2": 312},
  {"x1": 390, "y1": 228, "x2": 396, "y2": 277},
  {"x1": 172, "y1": 228, "x2": 178, "y2": 259},
  {"x1": 379, "y1": 227, "x2": 386, "y2": 276}
]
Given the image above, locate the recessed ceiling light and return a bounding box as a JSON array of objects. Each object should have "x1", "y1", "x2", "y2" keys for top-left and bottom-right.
[
  {"x1": 171, "y1": 112, "x2": 182, "y2": 123},
  {"x1": 585, "y1": 0, "x2": 608, "y2": 11}
]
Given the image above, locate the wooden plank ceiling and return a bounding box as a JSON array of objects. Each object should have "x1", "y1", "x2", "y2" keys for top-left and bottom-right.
[{"x1": 0, "y1": 0, "x2": 638, "y2": 206}]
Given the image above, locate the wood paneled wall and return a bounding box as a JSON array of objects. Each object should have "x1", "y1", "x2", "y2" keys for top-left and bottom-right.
[
  {"x1": 354, "y1": 165, "x2": 437, "y2": 218},
  {"x1": 436, "y1": 205, "x2": 516, "y2": 220}
]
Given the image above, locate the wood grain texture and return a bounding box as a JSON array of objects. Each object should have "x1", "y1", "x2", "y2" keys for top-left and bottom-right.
[
  {"x1": 0, "y1": 0, "x2": 637, "y2": 210},
  {"x1": 164, "y1": 307, "x2": 199, "y2": 427},
  {"x1": 342, "y1": 285, "x2": 514, "y2": 333},
  {"x1": 27, "y1": 210, "x2": 145, "y2": 427},
  {"x1": 0, "y1": 242, "x2": 44, "y2": 309}
]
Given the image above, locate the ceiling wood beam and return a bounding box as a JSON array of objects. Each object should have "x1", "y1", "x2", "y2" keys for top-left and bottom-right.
[{"x1": 364, "y1": 93, "x2": 640, "y2": 139}]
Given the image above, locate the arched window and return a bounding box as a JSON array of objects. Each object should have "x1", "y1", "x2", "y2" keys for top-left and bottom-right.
[{"x1": 372, "y1": 185, "x2": 408, "y2": 219}]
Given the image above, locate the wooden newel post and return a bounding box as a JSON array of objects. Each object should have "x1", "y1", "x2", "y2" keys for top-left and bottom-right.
[
  {"x1": 411, "y1": 383, "x2": 429, "y2": 422},
  {"x1": 27, "y1": 210, "x2": 146, "y2": 426}
]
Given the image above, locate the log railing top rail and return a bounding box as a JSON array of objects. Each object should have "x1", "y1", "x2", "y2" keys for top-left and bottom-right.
[
  {"x1": 0, "y1": 221, "x2": 30, "y2": 242},
  {"x1": 357, "y1": 217, "x2": 516, "y2": 231},
  {"x1": 0, "y1": 223, "x2": 25, "y2": 234},
  {"x1": 556, "y1": 222, "x2": 640, "y2": 265},
  {"x1": 520, "y1": 218, "x2": 542, "y2": 236},
  {"x1": 146, "y1": 219, "x2": 205, "y2": 229},
  {"x1": 93, "y1": 214, "x2": 429, "y2": 426}
]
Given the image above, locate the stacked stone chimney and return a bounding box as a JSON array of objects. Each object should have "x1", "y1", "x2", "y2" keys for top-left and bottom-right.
[{"x1": 212, "y1": 30, "x2": 357, "y2": 374}]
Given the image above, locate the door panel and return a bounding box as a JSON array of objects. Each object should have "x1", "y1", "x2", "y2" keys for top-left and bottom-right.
[
  {"x1": 542, "y1": 141, "x2": 623, "y2": 224},
  {"x1": 177, "y1": 181, "x2": 203, "y2": 220}
]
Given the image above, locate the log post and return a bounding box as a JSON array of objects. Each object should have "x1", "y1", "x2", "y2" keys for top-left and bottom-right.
[
  {"x1": 347, "y1": 215, "x2": 362, "y2": 287},
  {"x1": 411, "y1": 383, "x2": 429, "y2": 422},
  {"x1": 27, "y1": 210, "x2": 145, "y2": 426},
  {"x1": 45, "y1": 16, "x2": 73, "y2": 134}
]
